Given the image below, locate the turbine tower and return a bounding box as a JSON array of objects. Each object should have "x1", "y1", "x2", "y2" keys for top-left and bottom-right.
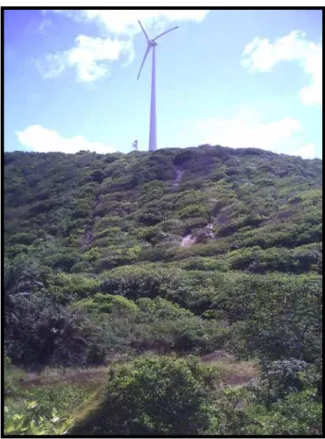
[{"x1": 137, "y1": 20, "x2": 179, "y2": 152}]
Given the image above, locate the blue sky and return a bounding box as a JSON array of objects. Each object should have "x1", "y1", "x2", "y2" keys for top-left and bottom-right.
[{"x1": 4, "y1": 9, "x2": 322, "y2": 158}]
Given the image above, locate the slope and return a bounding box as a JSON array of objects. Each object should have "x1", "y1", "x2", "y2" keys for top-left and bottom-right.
[{"x1": 4, "y1": 144, "x2": 323, "y2": 434}]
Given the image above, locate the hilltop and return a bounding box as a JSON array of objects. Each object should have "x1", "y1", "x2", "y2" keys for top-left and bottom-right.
[
  {"x1": 4, "y1": 144, "x2": 322, "y2": 435},
  {"x1": 4, "y1": 145, "x2": 322, "y2": 271}
]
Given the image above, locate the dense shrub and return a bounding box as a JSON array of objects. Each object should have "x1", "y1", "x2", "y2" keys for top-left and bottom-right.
[
  {"x1": 4, "y1": 146, "x2": 322, "y2": 435},
  {"x1": 70, "y1": 356, "x2": 216, "y2": 435}
]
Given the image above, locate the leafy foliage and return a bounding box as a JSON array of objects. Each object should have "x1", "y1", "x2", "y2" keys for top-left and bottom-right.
[
  {"x1": 4, "y1": 145, "x2": 322, "y2": 435},
  {"x1": 70, "y1": 356, "x2": 216, "y2": 435},
  {"x1": 4, "y1": 401, "x2": 67, "y2": 435}
]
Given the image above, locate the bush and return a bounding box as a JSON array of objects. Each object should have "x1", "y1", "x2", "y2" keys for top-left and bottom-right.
[
  {"x1": 179, "y1": 257, "x2": 230, "y2": 271},
  {"x1": 70, "y1": 356, "x2": 216, "y2": 435},
  {"x1": 243, "y1": 389, "x2": 322, "y2": 435},
  {"x1": 177, "y1": 204, "x2": 210, "y2": 220},
  {"x1": 74, "y1": 293, "x2": 138, "y2": 315},
  {"x1": 99, "y1": 265, "x2": 185, "y2": 300},
  {"x1": 259, "y1": 358, "x2": 310, "y2": 405},
  {"x1": 207, "y1": 385, "x2": 323, "y2": 436},
  {"x1": 4, "y1": 401, "x2": 67, "y2": 435},
  {"x1": 47, "y1": 272, "x2": 100, "y2": 303}
]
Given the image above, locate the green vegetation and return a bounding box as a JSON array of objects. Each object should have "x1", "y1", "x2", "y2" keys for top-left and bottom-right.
[
  {"x1": 4, "y1": 145, "x2": 322, "y2": 434},
  {"x1": 71, "y1": 356, "x2": 216, "y2": 435}
]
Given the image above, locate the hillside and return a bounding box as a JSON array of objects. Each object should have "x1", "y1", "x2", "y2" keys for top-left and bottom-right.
[{"x1": 4, "y1": 145, "x2": 323, "y2": 435}]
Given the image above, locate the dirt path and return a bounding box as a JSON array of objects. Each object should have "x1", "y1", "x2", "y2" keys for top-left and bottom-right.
[
  {"x1": 19, "y1": 367, "x2": 108, "y2": 389},
  {"x1": 201, "y1": 350, "x2": 258, "y2": 387},
  {"x1": 180, "y1": 223, "x2": 214, "y2": 248},
  {"x1": 180, "y1": 234, "x2": 196, "y2": 247},
  {"x1": 173, "y1": 168, "x2": 184, "y2": 186},
  {"x1": 82, "y1": 193, "x2": 100, "y2": 247},
  {"x1": 17, "y1": 350, "x2": 258, "y2": 390}
]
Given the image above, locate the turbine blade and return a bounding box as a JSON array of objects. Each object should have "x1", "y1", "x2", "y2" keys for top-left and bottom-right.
[
  {"x1": 138, "y1": 20, "x2": 149, "y2": 40},
  {"x1": 137, "y1": 45, "x2": 151, "y2": 80},
  {"x1": 153, "y1": 26, "x2": 179, "y2": 41}
]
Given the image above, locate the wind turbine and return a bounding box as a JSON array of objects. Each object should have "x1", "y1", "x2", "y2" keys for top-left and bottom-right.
[{"x1": 137, "y1": 20, "x2": 179, "y2": 152}]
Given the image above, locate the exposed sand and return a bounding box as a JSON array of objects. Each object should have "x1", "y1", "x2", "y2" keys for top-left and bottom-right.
[{"x1": 181, "y1": 234, "x2": 196, "y2": 247}]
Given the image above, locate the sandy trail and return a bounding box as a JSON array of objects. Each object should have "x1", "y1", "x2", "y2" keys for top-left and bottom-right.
[
  {"x1": 173, "y1": 169, "x2": 184, "y2": 186},
  {"x1": 181, "y1": 234, "x2": 196, "y2": 247},
  {"x1": 180, "y1": 223, "x2": 214, "y2": 248}
]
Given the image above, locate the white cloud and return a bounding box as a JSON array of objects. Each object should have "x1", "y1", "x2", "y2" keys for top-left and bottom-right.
[
  {"x1": 189, "y1": 112, "x2": 317, "y2": 159},
  {"x1": 295, "y1": 143, "x2": 316, "y2": 159},
  {"x1": 38, "y1": 18, "x2": 52, "y2": 34},
  {"x1": 194, "y1": 116, "x2": 301, "y2": 151},
  {"x1": 54, "y1": 9, "x2": 209, "y2": 36},
  {"x1": 16, "y1": 125, "x2": 116, "y2": 154},
  {"x1": 241, "y1": 30, "x2": 322, "y2": 105},
  {"x1": 38, "y1": 52, "x2": 66, "y2": 78},
  {"x1": 38, "y1": 35, "x2": 134, "y2": 82},
  {"x1": 40, "y1": 10, "x2": 209, "y2": 81}
]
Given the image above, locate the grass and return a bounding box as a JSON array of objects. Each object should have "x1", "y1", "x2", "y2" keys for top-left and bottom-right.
[
  {"x1": 213, "y1": 360, "x2": 259, "y2": 387},
  {"x1": 21, "y1": 366, "x2": 109, "y2": 388},
  {"x1": 5, "y1": 352, "x2": 260, "y2": 435},
  {"x1": 64, "y1": 386, "x2": 107, "y2": 432},
  {"x1": 4, "y1": 364, "x2": 109, "y2": 435},
  {"x1": 201, "y1": 351, "x2": 259, "y2": 387}
]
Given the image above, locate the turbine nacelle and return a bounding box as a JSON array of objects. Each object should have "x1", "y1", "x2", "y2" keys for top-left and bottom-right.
[
  {"x1": 137, "y1": 20, "x2": 179, "y2": 80},
  {"x1": 148, "y1": 39, "x2": 158, "y2": 47}
]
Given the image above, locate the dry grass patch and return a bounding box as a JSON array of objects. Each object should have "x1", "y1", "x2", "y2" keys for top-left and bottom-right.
[
  {"x1": 19, "y1": 366, "x2": 108, "y2": 389},
  {"x1": 214, "y1": 360, "x2": 259, "y2": 386},
  {"x1": 201, "y1": 350, "x2": 259, "y2": 387}
]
